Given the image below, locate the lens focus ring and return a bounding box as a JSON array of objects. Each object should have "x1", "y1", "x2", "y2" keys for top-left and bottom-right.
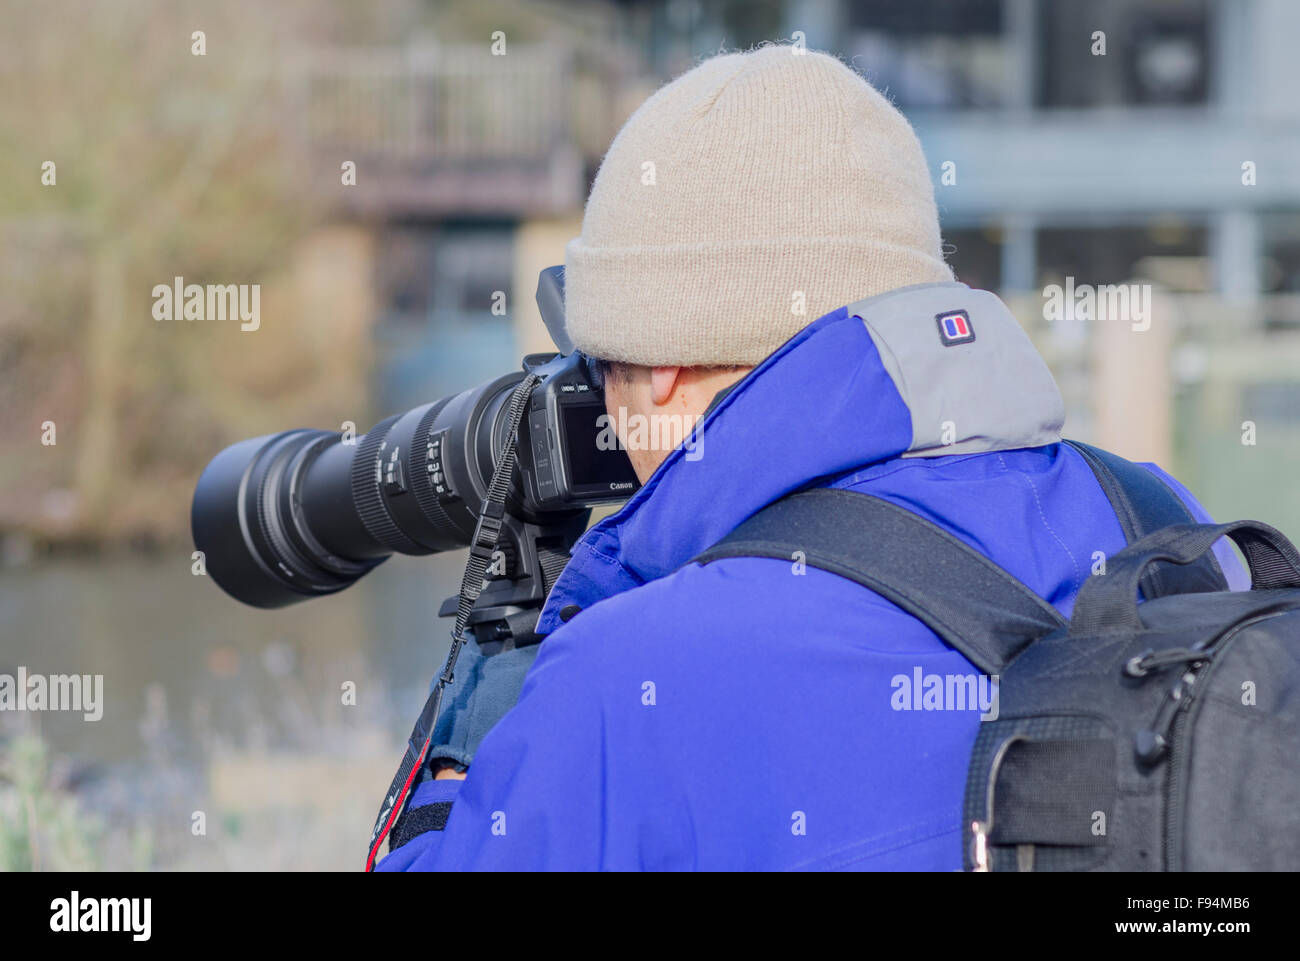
[
  {"x1": 408, "y1": 398, "x2": 463, "y2": 537},
  {"x1": 350, "y1": 413, "x2": 427, "y2": 554}
]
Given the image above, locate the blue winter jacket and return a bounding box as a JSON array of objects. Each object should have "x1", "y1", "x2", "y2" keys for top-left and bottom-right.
[{"x1": 376, "y1": 282, "x2": 1244, "y2": 871}]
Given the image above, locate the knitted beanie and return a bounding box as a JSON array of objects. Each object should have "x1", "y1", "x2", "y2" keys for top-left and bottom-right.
[{"x1": 564, "y1": 45, "x2": 954, "y2": 367}]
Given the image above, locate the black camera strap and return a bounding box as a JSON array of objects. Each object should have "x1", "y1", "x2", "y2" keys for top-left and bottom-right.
[{"x1": 365, "y1": 372, "x2": 541, "y2": 871}]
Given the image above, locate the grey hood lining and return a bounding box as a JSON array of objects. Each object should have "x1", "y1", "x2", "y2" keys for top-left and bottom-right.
[{"x1": 847, "y1": 283, "x2": 1065, "y2": 458}]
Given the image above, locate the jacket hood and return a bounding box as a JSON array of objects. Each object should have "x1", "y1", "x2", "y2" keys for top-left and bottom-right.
[{"x1": 536, "y1": 282, "x2": 1065, "y2": 634}]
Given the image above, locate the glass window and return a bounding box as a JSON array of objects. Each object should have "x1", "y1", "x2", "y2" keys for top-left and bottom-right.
[
  {"x1": 844, "y1": 0, "x2": 1007, "y2": 110},
  {"x1": 1037, "y1": 0, "x2": 1211, "y2": 108},
  {"x1": 1037, "y1": 222, "x2": 1208, "y2": 291},
  {"x1": 373, "y1": 223, "x2": 516, "y2": 406},
  {"x1": 1242, "y1": 382, "x2": 1300, "y2": 423},
  {"x1": 1261, "y1": 213, "x2": 1300, "y2": 295}
]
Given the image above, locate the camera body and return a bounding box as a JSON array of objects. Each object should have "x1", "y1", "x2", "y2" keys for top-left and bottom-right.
[{"x1": 519, "y1": 351, "x2": 639, "y2": 510}]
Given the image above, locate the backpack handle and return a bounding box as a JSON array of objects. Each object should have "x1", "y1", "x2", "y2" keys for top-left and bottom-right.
[{"x1": 1069, "y1": 520, "x2": 1300, "y2": 636}]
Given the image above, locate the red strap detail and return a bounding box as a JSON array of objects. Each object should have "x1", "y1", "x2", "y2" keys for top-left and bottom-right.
[{"x1": 364, "y1": 737, "x2": 431, "y2": 872}]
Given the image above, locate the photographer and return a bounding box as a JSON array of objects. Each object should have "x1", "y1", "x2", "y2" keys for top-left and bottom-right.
[{"x1": 373, "y1": 45, "x2": 1242, "y2": 871}]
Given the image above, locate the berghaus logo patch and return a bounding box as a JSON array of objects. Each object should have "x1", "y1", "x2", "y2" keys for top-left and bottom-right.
[{"x1": 935, "y1": 309, "x2": 975, "y2": 346}]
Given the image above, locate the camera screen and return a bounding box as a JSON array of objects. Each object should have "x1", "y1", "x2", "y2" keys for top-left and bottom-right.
[{"x1": 560, "y1": 401, "x2": 640, "y2": 493}]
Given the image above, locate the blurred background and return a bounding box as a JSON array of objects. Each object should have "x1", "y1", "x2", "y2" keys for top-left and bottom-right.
[{"x1": 2, "y1": 0, "x2": 1298, "y2": 869}]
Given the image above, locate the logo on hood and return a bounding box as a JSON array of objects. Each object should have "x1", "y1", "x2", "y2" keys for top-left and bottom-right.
[{"x1": 935, "y1": 309, "x2": 975, "y2": 347}]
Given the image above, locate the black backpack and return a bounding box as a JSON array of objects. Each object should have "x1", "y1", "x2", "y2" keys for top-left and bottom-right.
[{"x1": 694, "y1": 441, "x2": 1300, "y2": 871}]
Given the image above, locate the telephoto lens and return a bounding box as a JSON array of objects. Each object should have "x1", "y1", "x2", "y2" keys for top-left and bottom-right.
[{"x1": 191, "y1": 371, "x2": 581, "y2": 608}]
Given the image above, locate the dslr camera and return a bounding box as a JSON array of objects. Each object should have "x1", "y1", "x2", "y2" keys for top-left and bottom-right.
[{"x1": 191, "y1": 267, "x2": 639, "y2": 639}]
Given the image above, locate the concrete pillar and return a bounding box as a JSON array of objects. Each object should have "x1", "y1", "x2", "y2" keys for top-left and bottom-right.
[
  {"x1": 1001, "y1": 215, "x2": 1037, "y2": 294},
  {"x1": 1090, "y1": 285, "x2": 1174, "y2": 466},
  {"x1": 1211, "y1": 208, "x2": 1262, "y2": 303},
  {"x1": 1003, "y1": 0, "x2": 1038, "y2": 115}
]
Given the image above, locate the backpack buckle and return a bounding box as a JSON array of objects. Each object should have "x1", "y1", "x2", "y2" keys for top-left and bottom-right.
[{"x1": 970, "y1": 820, "x2": 990, "y2": 872}]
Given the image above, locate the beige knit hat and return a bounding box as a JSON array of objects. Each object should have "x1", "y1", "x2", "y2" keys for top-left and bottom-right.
[{"x1": 564, "y1": 45, "x2": 954, "y2": 367}]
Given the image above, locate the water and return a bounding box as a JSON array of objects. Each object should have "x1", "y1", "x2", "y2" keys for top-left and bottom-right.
[{"x1": 0, "y1": 548, "x2": 470, "y2": 870}]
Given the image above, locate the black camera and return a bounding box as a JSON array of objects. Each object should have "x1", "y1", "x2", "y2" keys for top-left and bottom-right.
[{"x1": 191, "y1": 268, "x2": 639, "y2": 616}]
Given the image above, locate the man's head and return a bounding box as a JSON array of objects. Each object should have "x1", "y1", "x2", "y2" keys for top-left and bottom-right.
[{"x1": 566, "y1": 45, "x2": 951, "y2": 480}]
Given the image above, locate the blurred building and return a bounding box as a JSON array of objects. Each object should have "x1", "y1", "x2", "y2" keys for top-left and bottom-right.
[{"x1": 289, "y1": 0, "x2": 1300, "y2": 532}]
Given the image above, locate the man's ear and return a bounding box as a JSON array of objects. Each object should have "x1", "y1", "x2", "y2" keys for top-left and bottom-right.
[{"x1": 649, "y1": 366, "x2": 683, "y2": 406}]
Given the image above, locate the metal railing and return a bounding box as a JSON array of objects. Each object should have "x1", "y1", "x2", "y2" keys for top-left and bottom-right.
[{"x1": 287, "y1": 43, "x2": 574, "y2": 164}]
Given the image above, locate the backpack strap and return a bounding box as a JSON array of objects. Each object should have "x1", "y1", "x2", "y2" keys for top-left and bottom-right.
[
  {"x1": 1062, "y1": 440, "x2": 1228, "y2": 598},
  {"x1": 690, "y1": 488, "x2": 1066, "y2": 675}
]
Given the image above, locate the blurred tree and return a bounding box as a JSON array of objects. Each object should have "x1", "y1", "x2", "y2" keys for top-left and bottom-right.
[{"x1": 0, "y1": 0, "x2": 369, "y2": 544}]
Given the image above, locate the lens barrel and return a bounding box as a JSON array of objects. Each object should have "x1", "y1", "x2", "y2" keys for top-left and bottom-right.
[{"x1": 192, "y1": 372, "x2": 534, "y2": 608}]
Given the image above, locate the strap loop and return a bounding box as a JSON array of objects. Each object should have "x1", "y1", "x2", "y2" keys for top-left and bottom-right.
[{"x1": 1069, "y1": 519, "x2": 1300, "y2": 636}]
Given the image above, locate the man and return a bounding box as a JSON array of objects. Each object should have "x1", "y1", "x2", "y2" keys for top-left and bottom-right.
[{"x1": 376, "y1": 45, "x2": 1240, "y2": 871}]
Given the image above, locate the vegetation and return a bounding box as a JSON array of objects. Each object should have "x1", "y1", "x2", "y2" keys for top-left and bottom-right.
[{"x1": 0, "y1": 734, "x2": 100, "y2": 871}]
